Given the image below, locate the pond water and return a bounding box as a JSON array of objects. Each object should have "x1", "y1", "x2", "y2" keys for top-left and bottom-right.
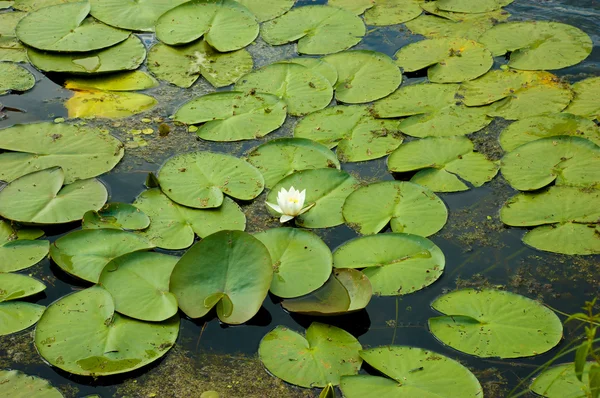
[{"x1": 0, "y1": 0, "x2": 599, "y2": 397}]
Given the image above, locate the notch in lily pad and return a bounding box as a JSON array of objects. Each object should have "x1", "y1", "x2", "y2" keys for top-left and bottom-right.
[
  {"x1": 82, "y1": 202, "x2": 150, "y2": 231},
  {"x1": 0, "y1": 219, "x2": 49, "y2": 272}
]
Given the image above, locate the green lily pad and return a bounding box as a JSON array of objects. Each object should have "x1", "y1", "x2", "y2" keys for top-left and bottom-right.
[
  {"x1": 173, "y1": 91, "x2": 287, "y2": 142},
  {"x1": 281, "y1": 268, "x2": 372, "y2": 315},
  {"x1": 34, "y1": 286, "x2": 179, "y2": 376},
  {"x1": 0, "y1": 1, "x2": 13, "y2": 9},
  {"x1": 499, "y1": 113, "x2": 600, "y2": 152},
  {"x1": 323, "y1": 50, "x2": 401, "y2": 103},
  {"x1": 235, "y1": 0, "x2": 294, "y2": 22},
  {"x1": 235, "y1": 62, "x2": 333, "y2": 116},
  {"x1": 0, "y1": 273, "x2": 45, "y2": 302},
  {"x1": 261, "y1": 5, "x2": 365, "y2": 55},
  {"x1": 405, "y1": 12, "x2": 508, "y2": 40},
  {"x1": 13, "y1": 0, "x2": 80, "y2": 11},
  {"x1": 155, "y1": 0, "x2": 258, "y2": 51},
  {"x1": 342, "y1": 181, "x2": 448, "y2": 236},
  {"x1": 500, "y1": 136, "x2": 600, "y2": 191},
  {"x1": 283, "y1": 57, "x2": 338, "y2": 86},
  {"x1": 293, "y1": 105, "x2": 403, "y2": 162},
  {"x1": 65, "y1": 71, "x2": 158, "y2": 91},
  {"x1": 0, "y1": 301, "x2": 45, "y2": 336},
  {"x1": 266, "y1": 169, "x2": 359, "y2": 228},
  {"x1": 50, "y1": 229, "x2": 155, "y2": 283},
  {"x1": 500, "y1": 186, "x2": 600, "y2": 255},
  {"x1": 170, "y1": 230, "x2": 272, "y2": 324},
  {"x1": 259, "y1": 323, "x2": 362, "y2": 387},
  {"x1": 341, "y1": 346, "x2": 483, "y2": 397},
  {"x1": 395, "y1": 38, "x2": 493, "y2": 83},
  {"x1": 99, "y1": 252, "x2": 179, "y2": 322},
  {"x1": 428, "y1": 289, "x2": 563, "y2": 358},
  {"x1": 158, "y1": 151, "x2": 264, "y2": 209},
  {"x1": 27, "y1": 36, "x2": 146, "y2": 74},
  {"x1": 0, "y1": 122, "x2": 124, "y2": 183},
  {"x1": 65, "y1": 90, "x2": 158, "y2": 119},
  {"x1": 133, "y1": 188, "x2": 246, "y2": 250},
  {"x1": 420, "y1": 1, "x2": 511, "y2": 21},
  {"x1": 0, "y1": 62, "x2": 34, "y2": 95},
  {"x1": 90, "y1": 0, "x2": 189, "y2": 32},
  {"x1": 431, "y1": 0, "x2": 512, "y2": 13},
  {"x1": 372, "y1": 83, "x2": 492, "y2": 137},
  {"x1": 82, "y1": 203, "x2": 150, "y2": 231},
  {"x1": 388, "y1": 136, "x2": 499, "y2": 192},
  {"x1": 333, "y1": 233, "x2": 444, "y2": 296},
  {"x1": 147, "y1": 40, "x2": 253, "y2": 89},
  {"x1": 479, "y1": 21, "x2": 592, "y2": 70},
  {"x1": 0, "y1": 11, "x2": 26, "y2": 36},
  {"x1": 0, "y1": 220, "x2": 49, "y2": 273},
  {"x1": 247, "y1": 138, "x2": 340, "y2": 189},
  {"x1": 0, "y1": 37, "x2": 27, "y2": 63},
  {"x1": 254, "y1": 227, "x2": 332, "y2": 298},
  {"x1": 0, "y1": 167, "x2": 107, "y2": 224},
  {"x1": 0, "y1": 370, "x2": 64, "y2": 398},
  {"x1": 329, "y1": 0, "x2": 424, "y2": 26},
  {"x1": 16, "y1": 2, "x2": 129, "y2": 52},
  {"x1": 530, "y1": 362, "x2": 595, "y2": 398},
  {"x1": 564, "y1": 77, "x2": 600, "y2": 120},
  {"x1": 458, "y1": 70, "x2": 573, "y2": 120}
]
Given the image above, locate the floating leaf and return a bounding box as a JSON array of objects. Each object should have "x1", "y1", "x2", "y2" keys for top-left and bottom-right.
[
  {"x1": 133, "y1": 188, "x2": 246, "y2": 250},
  {"x1": 372, "y1": 83, "x2": 492, "y2": 137},
  {"x1": 89, "y1": 0, "x2": 189, "y2": 32},
  {"x1": 259, "y1": 323, "x2": 362, "y2": 387},
  {"x1": 333, "y1": 233, "x2": 444, "y2": 296},
  {"x1": 342, "y1": 181, "x2": 448, "y2": 236},
  {"x1": 283, "y1": 57, "x2": 338, "y2": 86},
  {"x1": 261, "y1": 5, "x2": 365, "y2": 55},
  {"x1": 501, "y1": 136, "x2": 600, "y2": 191},
  {"x1": 0, "y1": 220, "x2": 49, "y2": 273},
  {"x1": 13, "y1": 0, "x2": 80, "y2": 11},
  {"x1": 531, "y1": 362, "x2": 595, "y2": 398},
  {"x1": 500, "y1": 186, "x2": 600, "y2": 255},
  {"x1": 266, "y1": 169, "x2": 359, "y2": 228},
  {"x1": 0, "y1": 122, "x2": 124, "y2": 183},
  {"x1": 341, "y1": 346, "x2": 483, "y2": 397},
  {"x1": 155, "y1": 0, "x2": 258, "y2": 51},
  {"x1": 323, "y1": 50, "x2": 401, "y2": 103},
  {"x1": 329, "y1": 0, "x2": 424, "y2": 26},
  {"x1": 247, "y1": 138, "x2": 340, "y2": 189},
  {"x1": 173, "y1": 91, "x2": 287, "y2": 142},
  {"x1": 0, "y1": 62, "x2": 34, "y2": 95},
  {"x1": 65, "y1": 71, "x2": 157, "y2": 92},
  {"x1": 405, "y1": 12, "x2": 508, "y2": 40},
  {"x1": 235, "y1": 0, "x2": 294, "y2": 22},
  {"x1": 294, "y1": 105, "x2": 403, "y2": 162},
  {"x1": 0, "y1": 37, "x2": 27, "y2": 63},
  {"x1": 0, "y1": 370, "x2": 64, "y2": 398},
  {"x1": 564, "y1": 77, "x2": 600, "y2": 120},
  {"x1": 170, "y1": 230, "x2": 272, "y2": 324},
  {"x1": 0, "y1": 273, "x2": 45, "y2": 302},
  {"x1": 158, "y1": 151, "x2": 264, "y2": 209},
  {"x1": 420, "y1": 1, "x2": 510, "y2": 21},
  {"x1": 429, "y1": 289, "x2": 563, "y2": 358},
  {"x1": 82, "y1": 203, "x2": 150, "y2": 231},
  {"x1": 0, "y1": 1, "x2": 13, "y2": 9},
  {"x1": 50, "y1": 229, "x2": 155, "y2": 283},
  {"x1": 34, "y1": 286, "x2": 179, "y2": 376},
  {"x1": 16, "y1": 1, "x2": 129, "y2": 52},
  {"x1": 27, "y1": 36, "x2": 146, "y2": 74},
  {"x1": 99, "y1": 252, "x2": 179, "y2": 322},
  {"x1": 395, "y1": 38, "x2": 493, "y2": 83},
  {"x1": 479, "y1": 21, "x2": 593, "y2": 70},
  {"x1": 254, "y1": 227, "x2": 332, "y2": 298},
  {"x1": 0, "y1": 301, "x2": 45, "y2": 336},
  {"x1": 0, "y1": 11, "x2": 26, "y2": 36},
  {"x1": 235, "y1": 63, "x2": 333, "y2": 116},
  {"x1": 147, "y1": 40, "x2": 253, "y2": 89},
  {"x1": 430, "y1": 0, "x2": 512, "y2": 13},
  {"x1": 0, "y1": 168, "x2": 107, "y2": 224},
  {"x1": 388, "y1": 136, "x2": 499, "y2": 192},
  {"x1": 65, "y1": 90, "x2": 157, "y2": 119}
]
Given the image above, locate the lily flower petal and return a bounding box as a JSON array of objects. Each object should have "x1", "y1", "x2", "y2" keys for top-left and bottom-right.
[
  {"x1": 280, "y1": 214, "x2": 294, "y2": 223},
  {"x1": 266, "y1": 201, "x2": 283, "y2": 213}
]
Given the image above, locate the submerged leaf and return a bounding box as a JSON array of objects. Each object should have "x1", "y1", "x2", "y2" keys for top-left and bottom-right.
[
  {"x1": 0, "y1": 62, "x2": 34, "y2": 95},
  {"x1": 65, "y1": 71, "x2": 157, "y2": 91},
  {"x1": 66, "y1": 90, "x2": 157, "y2": 119}
]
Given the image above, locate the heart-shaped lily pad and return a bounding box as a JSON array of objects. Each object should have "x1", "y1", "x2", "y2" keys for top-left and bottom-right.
[
  {"x1": 329, "y1": 0, "x2": 424, "y2": 26},
  {"x1": 254, "y1": 227, "x2": 332, "y2": 298},
  {"x1": 564, "y1": 77, "x2": 600, "y2": 120},
  {"x1": 82, "y1": 203, "x2": 150, "y2": 231},
  {"x1": 431, "y1": 0, "x2": 512, "y2": 13},
  {"x1": 155, "y1": 0, "x2": 258, "y2": 51},
  {"x1": 16, "y1": 1, "x2": 129, "y2": 52},
  {"x1": 173, "y1": 91, "x2": 287, "y2": 141},
  {"x1": 65, "y1": 71, "x2": 158, "y2": 92},
  {"x1": 342, "y1": 181, "x2": 448, "y2": 236},
  {"x1": 0, "y1": 122, "x2": 124, "y2": 183},
  {"x1": 158, "y1": 151, "x2": 264, "y2": 209},
  {"x1": 170, "y1": 230, "x2": 272, "y2": 324},
  {"x1": 0, "y1": 219, "x2": 49, "y2": 272},
  {"x1": 266, "y1": 169, "x2": 359, "y2": 228},
  {"x1": 34, "y1": 286, "x2": 179, "y2": 376},
  {"x1": 50, "y1": 229, "x2": 155, "y2": 283},
  {"x1": 235, "y1": 0, "x2": 294, "y2": 22},
  {"x1": 0, "y1": 62, "x2": 34, "y2": 95},
  {"x1": 65, "y1": 90, "x2": 158, "y2": 119},
  {"x1": 333, "y1": 233, "x2": 444, "y2": 296},
  {"x1": 479, "y1": 21, "x2": 592, "y2": 70},
  {"x1": 147, "y1": 40, "x2": 253, "y2": 88},
  {"x1": 388, "y1": 136, "x2": 499, "y2": 192},
  {"x1": 235, "y1": 62, "x2": 333, "y2": 116},
  {"x1": 405, "y1": 9, "x2": 509, "y2": 40},
  {"x1": 259, "y1": 323, "x2": 362, "y2": 387},
  {"x1": 340, "y1": 346, "x2": 483, "y2": 397},
  {"x1": 89, "y1": 0, "x2": 189, "y2": 32},
  {"x1": 0, "y1": 167, "x2": 107, "y2": 224},
  {"x1": 530, "y1": 362, "x2": 596, "y2": 398},
  {"x1": 133, "y1": 188, "x2": 246, "y2": 250},
  {"x1": 261, "y1": 5, "x2": 365, "y2": 55},
  {"x1": 323, "y1": 51, "x2": 402, "y2": 103},
  {"x1": 500, "y1": 186, "x2": 600, "y2": 255},
  {"x1": 429, "y1": 289, "x2": 563, "y2": 358},
  {"x1": 0, "y1": 370, "x2": 64, "y2": 398},
  {"x1": 0, "y1": 301, "x2": 45, "y2": 335},
  {"x1": 501, "y1": 136, "x2": 600, "y2": 191},
  {"x1": 294, "y1": 105, "x2": 403, "y2": 162},
  {"x1": 0, "y1": 273, "x2": 45, "y2": 302}
]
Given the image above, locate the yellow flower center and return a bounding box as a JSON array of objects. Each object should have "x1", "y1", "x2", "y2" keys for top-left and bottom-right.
[{"x1": 288, "y1": 198, "x2": 299, "y2": 203}]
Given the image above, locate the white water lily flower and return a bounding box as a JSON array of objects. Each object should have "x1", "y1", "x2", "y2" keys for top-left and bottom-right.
[{"x1": 266, "y1": 186, "x2": 315, "y2": 223}]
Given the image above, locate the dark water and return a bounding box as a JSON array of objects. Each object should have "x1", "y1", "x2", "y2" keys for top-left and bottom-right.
[{"x1": 0, "y1": 0, "x2": 599, "y2": 397}]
